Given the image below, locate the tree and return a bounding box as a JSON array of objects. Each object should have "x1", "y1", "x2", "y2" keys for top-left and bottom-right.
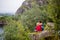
[
  {"x1": 47, "y1": 0, "x2": 60, "y2": 31},
  {"x1": 20, "y1": 7, "x2": 48, "y2": 32},
  {"x1": 46, "y1": 0, "x2": 60, "y2": 40},
  {"x1": 4, "y1": 16, "x2": 30, "y2": 40}
]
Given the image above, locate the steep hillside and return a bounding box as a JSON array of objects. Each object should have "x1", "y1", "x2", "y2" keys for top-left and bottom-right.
[{"x1": 16, "y1": 0, "x2": 48, "y2": 14}]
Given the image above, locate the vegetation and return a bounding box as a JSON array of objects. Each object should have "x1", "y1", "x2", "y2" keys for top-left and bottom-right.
[
  {"x1": 3, "y1": 16, "x2": 30, "y2": 40},
  {"x1": 0, "y1": 0, "x2": 60, "y2": 40}
]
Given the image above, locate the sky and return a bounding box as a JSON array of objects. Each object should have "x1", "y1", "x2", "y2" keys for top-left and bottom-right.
[{"x1": 0, "y1": 0, "x2": 25, "y2": 14}]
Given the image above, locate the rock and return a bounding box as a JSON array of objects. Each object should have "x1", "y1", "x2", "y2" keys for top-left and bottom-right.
[
  {"x1": 29, "y1": 30, "x2": 54, "y2": 40},
  {"x1": 15, "y1": 0, "x2": 48, "y2": 15},
  {"x1": 15, "y1": 8, "x2": 25, "y2": 14}
]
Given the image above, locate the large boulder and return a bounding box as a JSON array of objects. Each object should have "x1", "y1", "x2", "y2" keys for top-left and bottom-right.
[{"x1": 29, "y1": 30, "x2": 54, "y2": 40}]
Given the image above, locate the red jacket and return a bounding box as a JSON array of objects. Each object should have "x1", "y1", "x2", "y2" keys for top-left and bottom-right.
[{"x1": 35, "y1": 25, "x2": 42, "y2": 32}]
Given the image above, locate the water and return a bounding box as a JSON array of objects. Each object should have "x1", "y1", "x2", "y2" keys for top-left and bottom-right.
[{"x1": 0, "y1": 27, "x2": 4, "y2": 40}]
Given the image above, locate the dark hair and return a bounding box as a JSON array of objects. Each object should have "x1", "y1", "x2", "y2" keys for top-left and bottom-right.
[{"x1": 38, "y1": 20, "x2": 42, "y2": 23}]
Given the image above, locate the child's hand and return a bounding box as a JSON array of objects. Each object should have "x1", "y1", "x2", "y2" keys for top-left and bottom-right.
[{"x1": 34, "y1": 30, "x2": 37, "y2": 32}]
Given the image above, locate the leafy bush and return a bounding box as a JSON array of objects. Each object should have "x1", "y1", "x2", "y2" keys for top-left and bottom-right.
[
  {"x1": 4, "y1": 17, "x2": 30, "y2": 40},
  {"x1": 20, "y1": 7, "x2": 48, "y2": 32}
]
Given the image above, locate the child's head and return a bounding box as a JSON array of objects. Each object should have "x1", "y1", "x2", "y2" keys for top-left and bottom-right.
[{"x1": 38, "y1": 20, "x2": 42, "y2": 23}]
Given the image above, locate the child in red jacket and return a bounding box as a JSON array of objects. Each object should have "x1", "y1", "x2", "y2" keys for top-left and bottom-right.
[{"x1": 35, "y1": 21, "x2": 42, "y2": 32}]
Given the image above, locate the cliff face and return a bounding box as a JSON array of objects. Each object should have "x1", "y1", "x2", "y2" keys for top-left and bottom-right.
[
  {"x1": 29, "y1": 30, "x2": 54, "y2": 40},
  {"x1": 16, "y1": 0, "x2": 48, "y2": 14}
]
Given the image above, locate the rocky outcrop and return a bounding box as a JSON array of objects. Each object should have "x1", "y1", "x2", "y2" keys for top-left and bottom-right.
[
  {"x1": 29, "y1": 30, "x2": 55, "y2": 40},
  {"x1": 15, "y1": 0, "x2": 32, "y2": 14},
  {"x1": 16, "y1": 8, "x2": 25, "y2": 14},
  {"x1": 16, "y1": 0, "x2": 48, "y2": 15}
]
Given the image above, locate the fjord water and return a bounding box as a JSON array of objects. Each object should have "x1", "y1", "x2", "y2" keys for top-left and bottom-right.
[{"x1": 0, "y1": 27, "x2": 3, "y2": 40}]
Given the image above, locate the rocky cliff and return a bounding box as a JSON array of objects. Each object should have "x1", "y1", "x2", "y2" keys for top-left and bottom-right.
[
  {"x1": 16, "y1": 0, "x2": 48, "y2": 15},
  {"x1": 29, "y1": 30, "x2": 55, "y2": 40}
]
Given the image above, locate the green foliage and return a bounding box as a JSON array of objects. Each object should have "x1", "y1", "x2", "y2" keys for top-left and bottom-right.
[
  {"x1": 20, "y1": 7, "x2": 48, "y2": 32},
  {"x1": 16, "y1": 0, "x2": 53, "y2": 32},
  {"x1": 3, "y1": 17, "x2": 30, "y2": 40},
  {"x1": 46, "y1": 0, "x2": 60, "y2": 40},
  {"x1": 1, "y1": 0, "x2": 60, "y2": 40},
  {"x1": 47, "y1": 0, "x2": 60, "y2": 31}
]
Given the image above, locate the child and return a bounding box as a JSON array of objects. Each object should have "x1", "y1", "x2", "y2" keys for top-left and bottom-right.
[{"x1": 35, "y1": 21, "x2": 42, "y2": 32}]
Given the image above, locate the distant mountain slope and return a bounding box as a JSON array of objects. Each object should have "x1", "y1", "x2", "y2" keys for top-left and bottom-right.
[{"x1": 16, "y1": 0, "x2": 48, "y2": 15}]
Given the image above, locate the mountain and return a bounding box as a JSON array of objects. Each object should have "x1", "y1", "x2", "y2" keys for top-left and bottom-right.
[{"x1": 16, "y1": 0, "x2": 48, "y2": 15}]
